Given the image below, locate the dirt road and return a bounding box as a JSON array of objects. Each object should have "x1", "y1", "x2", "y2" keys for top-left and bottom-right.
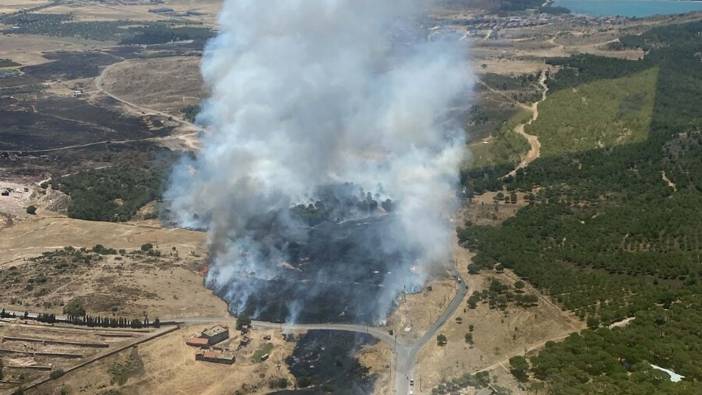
[
  {"x1": 504, "y1": 70, "x2": 548, "y2": 179},
  {"x1": 95, "y1": 62, "x2": 201, "y2": 151}
]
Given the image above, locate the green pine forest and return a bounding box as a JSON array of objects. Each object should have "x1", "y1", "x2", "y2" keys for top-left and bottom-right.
[{"x1": 460, "y1": 21, "x2": 702, "y2": 393}]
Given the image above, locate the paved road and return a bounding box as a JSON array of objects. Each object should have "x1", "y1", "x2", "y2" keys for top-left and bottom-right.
[
  {"x1": 173, "y1": 316, "x2": 397, "y2": 346},
  {"x1": 395, "y1": 271, "x2": 468, "y2": 395},
  {"x1": 171, "y1": 270, "x2": 468, "y2": 395},
  {"x1": 7, "y1": 270, "x2": 467, "y2": 395}
]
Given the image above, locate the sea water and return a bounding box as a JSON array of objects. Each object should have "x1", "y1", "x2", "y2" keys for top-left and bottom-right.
[{"x1": 553, "y1": 0, "x2": 702, "y2": 17}]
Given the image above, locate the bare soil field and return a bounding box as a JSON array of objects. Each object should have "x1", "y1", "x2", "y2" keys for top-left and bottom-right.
[
  {"x1": 0, "y1": 181, "x2": 35, "y2": 222},
  {"x1": 31, "y1": 323, "x2": 298, "y2": 395},
  {"x1": 99, "y1": 57, "x2": 205, "y2": 116}
]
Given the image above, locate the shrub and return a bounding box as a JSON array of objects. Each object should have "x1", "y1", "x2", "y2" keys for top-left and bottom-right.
[
  {"x1": 268, "y1": 378, "x2": 289, "y2": 389},
  {"x1": 297, "y1": 377, "x2": 312, "y2": 388},
  {"x1": 63, "y1": 298, "x2": 85, "y2": 318},
  {"x1": 140, "y1": 243, "x2": 153, "y2": 252},
  {"x1": 509, "y1": 356, "x2": 529, "y2": 382},
  {"x1": 236, "y1": 314, "x2": 251, "y2": 330},
  {"x1": 50, "y1": 369, "x2": 65, "y2": 379}
]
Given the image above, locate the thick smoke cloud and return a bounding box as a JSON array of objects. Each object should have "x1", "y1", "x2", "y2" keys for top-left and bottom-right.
[{"x1": 165, "y1": 0, "x2": 473, "y2": 323}]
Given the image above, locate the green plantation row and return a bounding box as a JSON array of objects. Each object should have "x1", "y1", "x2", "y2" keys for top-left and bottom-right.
[{"x1": 461, "y1": 21, "x2": 702, "y2": 393}]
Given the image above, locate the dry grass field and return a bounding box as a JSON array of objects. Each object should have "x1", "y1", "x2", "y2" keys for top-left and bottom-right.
[
  {"x1": 0, "y1": 245, "x2": 228, "y2": 319},
  {"x1": 386, "y1": 279, "x2": 457, "y2": 343},
  {"x1": 5, "y1": 0, "x2": 222, "y2": 25},
  {"x1": 0, "y1": 209, "x2": 222, "y2": 321},
  {"x1": 0, "y1": 0, "x2": 50, "y2": 15},
  {"x1": 0, "y1": 33, "x2": 109, "y2": 66},
  {"x1": 399, "y1": 200, "x2": 584, "y2": 393},
  {"x1": 0, "y1": 216, "x2": 206, "y2": 265},
  {"x1": 99, "y1": 57, "x2": 205, "y2": 116},
  {"x1": 414, "y1": 266, "x2": 584, "y2": 393},
  {"x1": 361, "y1": 342, "x2": 394, "y2": 395},
  {"x1": 463, "y1": 191, "x2": 530, "y2": 226}
]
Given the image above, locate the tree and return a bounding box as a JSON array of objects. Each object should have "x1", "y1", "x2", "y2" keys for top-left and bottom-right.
[
  {"x1": 269, "y1": 378, "x2": 289, "y2": 389},
  {"x1": 468, "y1": 293, "x2": 480, "y2": 309},
  {"x1": 63, "y1": 298, "x2": 85, "y2": 318},
  {"x1": 587, "y1": 316, "x2": 600, "y2": 329},
  {"x1": 50, "y1": 368, "x2": 65, "y2": 379},
  {"x1": 468, "y1": 263, "x2": 480, "y2": 275},
  {"x1": 297, "y1": 377, "x2": 312, "y2": 388},
  {"x1": 514, "y1": 280, "x2": 525, "y2": 290},
  {"x1": 464, "y1": 333, "x2": 474, "y2": 344},
  {"x1": 509, "y1": 356, "x2": 530, "y2": 382},
  {"x1": 437, "y1": 334, "x2": 448, "y2": 346},
  {"x1": 236, "y1": 314, "x2": 251, "y2": 330},
  {"x1": 26, "y1": 206, "x2": 37, "y2": 215}
]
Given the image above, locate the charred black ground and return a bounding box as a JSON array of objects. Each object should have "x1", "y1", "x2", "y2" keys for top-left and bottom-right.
[
  {"x1": 269, "y1": 330, "x2": 377, "y2": 395},
  {"x1": 207, "y1": 185, "x2": 420, "y2": 324}
]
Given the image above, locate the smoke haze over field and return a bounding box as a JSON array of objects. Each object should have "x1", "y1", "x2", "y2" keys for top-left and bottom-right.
[{"x1": 165, "y1": 0, "x2": 473, "y2": 323}]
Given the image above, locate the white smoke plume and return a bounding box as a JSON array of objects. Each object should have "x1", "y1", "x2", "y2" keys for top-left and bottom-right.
[{"x1": 165, "y1": 0, "x2": 473, "y2": 323}]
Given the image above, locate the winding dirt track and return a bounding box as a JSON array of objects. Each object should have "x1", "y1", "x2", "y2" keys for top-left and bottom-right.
[{"x1": 504, "y1": 70, "x2": 548, "y2": 179}]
